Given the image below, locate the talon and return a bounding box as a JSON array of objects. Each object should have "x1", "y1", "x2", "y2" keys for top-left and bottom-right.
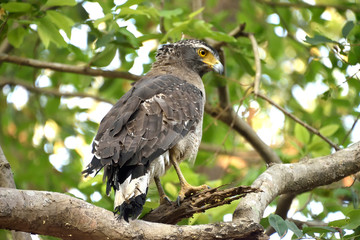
[
  {"x1": 160, "y1": 195, "x2": 172, "y2": 205},
  {"x1": 176, "y1": 196, "x2": 182, "y2": 206}
]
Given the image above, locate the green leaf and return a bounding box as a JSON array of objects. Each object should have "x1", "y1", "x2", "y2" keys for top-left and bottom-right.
[
  {"x1": 348, "y1": 46, "x2": 360, "y2": 65},
  {"x1": 189, "y1": 7, "x2": 204, "y2": 19},
  {"x1": 319, "y1": 124, "x2": 339, "y2": 137},
  {"x1": 285, "y1": 220, "x2": 303, "y2": 238},
  {"x1": 303, "y1": 226, "x2": 337, "y2": 235},
  {"x1": 268, "y1": 214, "x2": 288, "y2": 237},
  {"x1": 294, "y1": 123, "x2": 310, "y2": 144},
  {"x1": 2, "y1": 2, "x2": 32, "y2": 12},
  {"x1": 231, "y1": 50, "x2": 255, "y2": 75},
  {"x1": 343, "y1": 209, "x2": 360, "y2": 229},
  {"x1": 159, "y1": 9, "x2": 183, "y2": 18},
  {"x1": 115, "y1": 28, "x2": 140, "y2": 48},
  {"x1": 329, "y1": 219, "x2": 348, "y2": 228},
  {"x1": 116, "y1": 0, "x2": 144, "y2": 9},
  {"x1": 36, "y1": 18, "x2": 67, "y2": 48},
  {"x1": 45, "y1": 0, "x2": 77, "y2": 7},
  {"x1": 118, "y1": 6, "x2": 159, "y2": 20},
  {"x1": 342, "y1": 21, "x2": 355, "y2": 38},
  {"x1": 94, "y1": 13, "x2": 113, "y2": 28},
  {"x1": 90, "y1": 44, "x2": 117, "y2": 67},
  {"x1": 305, "y1": 34, "x2": 337, "y2": 45},
  {"x1": 46, "y1": 10, "x2": 75, "y2": 38},
  {"x1": 7, "y1": 27, "x2": 27, "y2": 48}
]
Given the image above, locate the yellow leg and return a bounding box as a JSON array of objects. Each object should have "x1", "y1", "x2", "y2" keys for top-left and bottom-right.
[
  {"x1": 154, "y1": 176, "x2": 171, "y2": 205},
  {"x1": 170, "y1": 155, "x2": 209, "y2": 205}
]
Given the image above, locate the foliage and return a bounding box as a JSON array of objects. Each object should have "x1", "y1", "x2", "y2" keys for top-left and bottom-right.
[{"x1": 0, "y1": 0, "x2": 359, "y2": 239}]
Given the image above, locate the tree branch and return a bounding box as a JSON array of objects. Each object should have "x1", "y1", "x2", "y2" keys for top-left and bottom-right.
[
  {"x1": 256, "y1": 92, "x2": 340, "y2": 150},
  {"x1": 0, "y1": 146, "x2": 32, "y2": 240},
  {"x1": 0, "y1": 54, "x2": 140, "y2": 81},
  {"x1": 0, "y1": 188, "x2": 266, "y2": 240},
  {"x1": 199, "y1": 143, "x2": 261, "y2": 163},
  {"x1": 0, "y1": 78, "x2": 114, "y2": 105},
  {"x1": 254, "y1": 0, "x2": 360, "y2": 13},
  {"x1": 233, "y1": 141, "x2": 360, "y2": 223},
  {"x1": 142, "y1": 186, "x2": 259, "y2": 224},
  {"x1": 248, "y1": 33, "x2": 261, "y2": 96},
  {"x1": 205, "y1": 104, "x2": 282, "y2": 164}
]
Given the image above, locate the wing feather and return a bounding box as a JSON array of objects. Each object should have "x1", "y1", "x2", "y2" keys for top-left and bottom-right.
[{"x1": 82, "y1": 75, "x2": 203, "y2": 195}]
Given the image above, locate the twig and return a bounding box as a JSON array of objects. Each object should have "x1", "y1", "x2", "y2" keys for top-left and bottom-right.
[
  {"x1": 159, "y1": 0, "x2": 166, "y2": 34},
  {"x1": 142, "y1": 185, "x2": 260, "y2": 224},
  {"x1": 205, "y1": 103, "x2": 283, "y2": 164},
  {"x1": 0, "y1": 78, "x2": 114, "y2": 105},
  {"x1": 254, "y1": 0, "x2": 360, "y2": 13},
  {"x1": 341, "y1": 112, "x2": 360, "y2": 146},
  {"x1": 199, "y1": 143, "x2": 262, "y2": 163},
  {"x1": 211, "y1": 24, "x2": 247, "y2": 49},
  {"x1": 248, "y1": 33, "x2": 261, "y2": 96},
  {"x1": 192, "y1": 0, "x2": 204, "y2": 20},
  {"x1": 256, "y1": 92, "x2": 340, "y2": 151},
  {"x1": 0, "y1": 54, "x2": 140, "y2": 81},
  {"x1": 214, "y1": 87, "x2": 253, "y2": 159}
]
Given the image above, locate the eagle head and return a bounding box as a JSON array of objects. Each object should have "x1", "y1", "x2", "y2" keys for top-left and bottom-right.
[{"x1": 155, "y1": 39, "x2": 224, "y2": 77}]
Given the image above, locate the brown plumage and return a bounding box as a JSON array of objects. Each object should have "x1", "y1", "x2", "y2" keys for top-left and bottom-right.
[{"x1": 82, "y1": 39, "x2": 223, "y2": 221}]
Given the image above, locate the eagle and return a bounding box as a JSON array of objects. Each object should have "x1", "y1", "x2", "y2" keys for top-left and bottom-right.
[{"x1": 82, "y1": 39, "x2": 224, "y2": 222}]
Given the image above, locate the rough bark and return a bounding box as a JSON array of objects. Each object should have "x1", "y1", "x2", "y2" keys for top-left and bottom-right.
[
  {"x1": 0, "y1": 146, "x2": 32, "y2": 240},
  {"x1": 142, "y1": 186, "x2": 260, "y2": 224},
  {"x1": 0, "y1": 188, "x2": 266, "y2": 240},
  {"x1": 233, "y1": 141, "x2": 360, "y2": 223}
]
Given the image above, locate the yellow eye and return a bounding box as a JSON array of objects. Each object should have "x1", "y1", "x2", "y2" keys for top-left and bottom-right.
[{"x1": 197, "y1": 48, "x2": 207, "y2": 57}]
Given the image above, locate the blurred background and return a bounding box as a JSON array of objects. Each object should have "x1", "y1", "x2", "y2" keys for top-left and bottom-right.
[{"x1": 0, "y1": 0, "x2": 359, "y2": 239}]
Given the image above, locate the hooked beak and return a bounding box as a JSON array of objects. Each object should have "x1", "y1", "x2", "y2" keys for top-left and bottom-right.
[{"x1": 212, "y1": 60, "x2": 224, "y2": 75}]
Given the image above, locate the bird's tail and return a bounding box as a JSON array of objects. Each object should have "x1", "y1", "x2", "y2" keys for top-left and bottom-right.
[
  {"x1": 112, "y1": 169, "x2": 150, "y2": 222},
  {"x1": 83, "y1": 156, "x2": 151, "y2": 222}
]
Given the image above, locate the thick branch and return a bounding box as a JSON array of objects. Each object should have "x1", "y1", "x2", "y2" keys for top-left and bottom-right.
[
  {"x1": 205, "y1": 104, "x2": 282, "y2": 164},
  {"x1": 233, "y1": 141, "x2": 360, "y2": 223},
  {"x1": 0, "y1": 54, "x2": 140, "y2": 81},
  {"x1": 0, "y1": 188, "x2": 266, "y2": 240}
]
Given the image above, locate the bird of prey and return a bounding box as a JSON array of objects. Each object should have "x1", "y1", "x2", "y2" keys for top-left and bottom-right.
[{"x1": 82, "y1": 39, "x2": 224, "y2": 222}]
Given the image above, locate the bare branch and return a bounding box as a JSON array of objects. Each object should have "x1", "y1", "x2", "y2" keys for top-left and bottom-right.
[
  {"x1": 0, "y1": 54, "x2": 140, "y2": 81},
  {"x1": 233, "y1": 141, "x2": 360, "y2": 223},
  {"x1": 159, "y1": 0, "x2": 166, "y2": 34},
  {"x1": 199, "y1": 143, "x2": 262, "y2": 162},
  {"x1": 0, "y1": 188, "x2": 266, "y2": 240},
  {"x1": 205, "y1": 103, "x2": 282, "y2": 164},
  {"x1": 256, "y1": 92, "x2": 340, "y2": 150},
  {"x1": 248, "y1": 33, "x2": 261, "y2": 95},
  {"x1": 142, "y1": 186, "x2": 259, "y2": 224},
  {"x1": 0, "y1": 78, "x2": 114, "y2": 105},
  {"x1": 192, "y1": 0, "x2": 204, "y2": 20},
  {"x1": 341, "y1": 112, "x2": 360, "y2": 145},
  {"x1": 254, "y1": 0, "x2": 360, "y2": 13}
]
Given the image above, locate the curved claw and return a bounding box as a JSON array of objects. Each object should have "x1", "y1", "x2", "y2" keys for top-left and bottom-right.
[{"x1": 160, "y1": 195, "x2": 172, "y2": 205}]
